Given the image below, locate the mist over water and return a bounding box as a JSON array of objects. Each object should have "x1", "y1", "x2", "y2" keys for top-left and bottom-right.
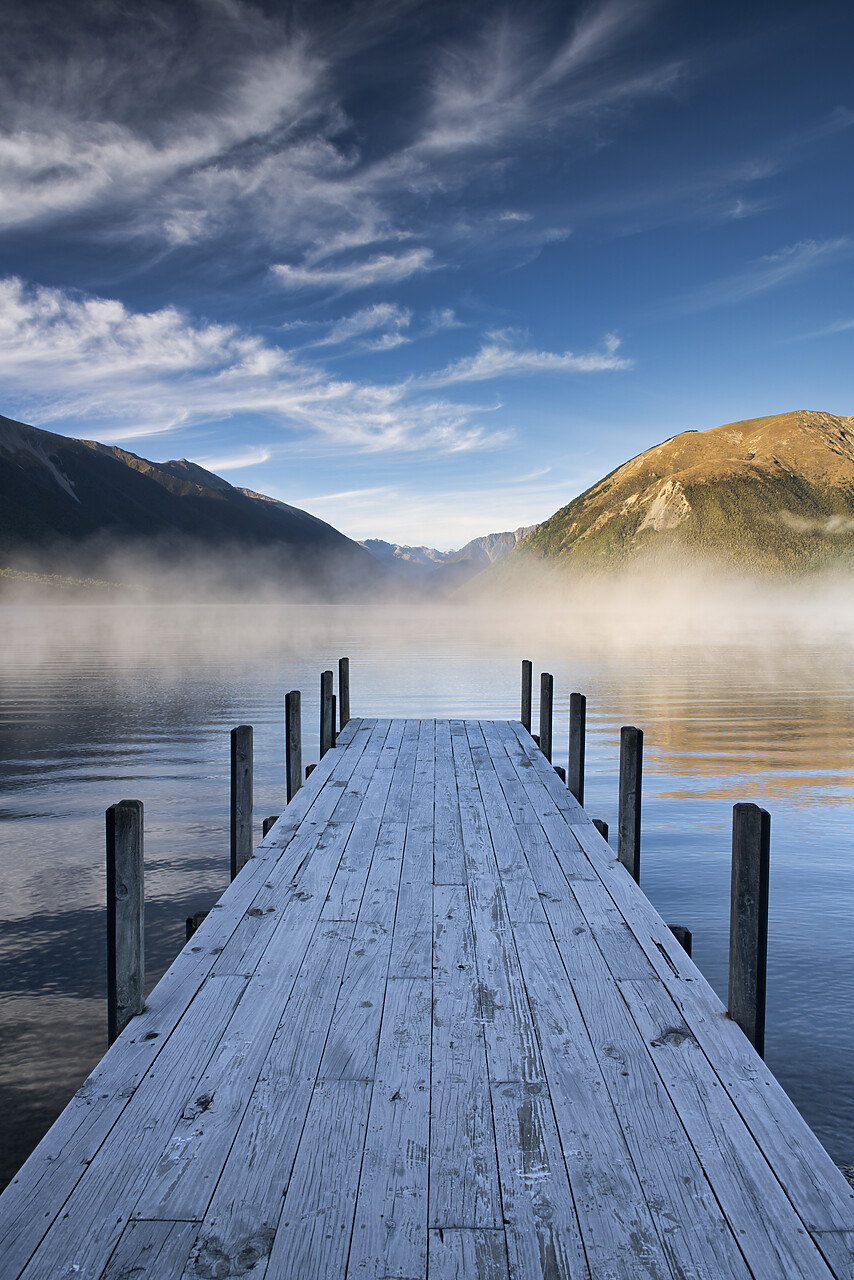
[{"x1": 1, "y1": 574, "x2": 854, "y2": 1189}]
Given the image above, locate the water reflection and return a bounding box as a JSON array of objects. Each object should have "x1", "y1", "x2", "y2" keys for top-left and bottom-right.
[{"x1": 1, "y1": 602, "x2": 853, "y2": 1187}]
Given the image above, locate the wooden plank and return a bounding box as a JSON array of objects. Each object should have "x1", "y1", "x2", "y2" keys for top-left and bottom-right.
[
  {"x1": 102, "y1": 1221, "x2": 198, "y2": 1280},
  {"x1": 427, "y1": 1229, "x2": 509, "y2": 1279},
  {"x1": 263, "y1": 1080, "x2": 372, "y2": 1280},
  {"x1": 511, "y1": 923, "x2": 671, "y2": 1280},
  {"x1": 541, "y1": 922, "x2": 754, "y2": 1278},
  {"x1": 621, "y1": 978, "x2": 838, "y2": 1278},
  {"x1": 318, "y1": 917, "x2": 394, "y2": 1081},
  {"x1": 433, "y1": 721, "x2": 465, "y2": 885},
  {"x1": 346, "y1": 977, "x2": 432, "y2": 1279},
  {"x1": 355, "y1": 822, "x2": 405, "y2": 924},
  {"x1": 431, "y1": 886, "x2": 502, "y2": 1230},
  {"x1": 490, "y1": 1081, "x2": 589, "y2": 1280},
  {"x1": 213, "y1": 819, "x2": 355, "y2": 977},
  {"x1": 18, "y1": 975, "x2": 247, "y2": 1280},
  {"x1": 810, "y1": 1231, "x2": 854, "y2": 1278},
  {"x1": 388, "y1": 880, "x2": 432, "y2": 980},
  {"x1": 466, "y1": 724, "x2": 547, "y2": 925},
  {"x1": 184, "y1": 922, "x2": 354, "y2": 1279},
  {"x1": 566, "y1": 821, "x2": 854, "y2": 1233}
]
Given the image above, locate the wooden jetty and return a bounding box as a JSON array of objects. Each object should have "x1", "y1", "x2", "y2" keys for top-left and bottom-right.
[{"x1": 2, "y1": 716, "x2": 854, "y2": 1278}]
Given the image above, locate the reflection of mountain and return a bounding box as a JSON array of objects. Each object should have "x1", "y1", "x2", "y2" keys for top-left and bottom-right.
[
  {"x1": 0, "y1": 415, "x2": 391, "y2": 593},
  {"x1": 506, "y1": 410, "x2": 854, "y2": 574},
  {"x1": 361, "y1": 526, "x2": 537, "y2": 590}
]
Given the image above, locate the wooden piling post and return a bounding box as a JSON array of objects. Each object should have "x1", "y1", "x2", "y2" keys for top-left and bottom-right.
[
  {"x1": 568, "y1": 692, "x2": 586, "y2": 804},
  {"x1": 521, "y1": 660, "x2": 532, "y2": 733},
  {"x1": 593, "y1": 818, "x2": 609, "y2": 842},
  {"x1": 618, "y1": 726, "x2": 643, "y2": 883},
  {"x1": 538, "y1": 672, "x2": 553, "y2": 762},
  {"x1": 230, "y1": 725, "x2": 253, "y2": 882},
  {"x1": 669, "y1": 925, "x2": 692, "y2": 958},
  {"x1": 728, "y1": 802, "x2": 771, "y2": 1057},
  {"x1": 285, "y1": 690, "x2": 302, "y2": 804},
  {"x1": 332, "y1": 695, "x2": 337, "y2": 747},
  {"x1": 320, "y1": 670, "x2": 334, "y2": 758},
  {"x1": 339, "y1": 657, "x2": 350, "y2": 730},
  {"x1": 106, "y1": 799, "x2": 144, "y2": 1046},
  {"x1": 262, "y1": 815, "x2": 279, "y2": 837}
]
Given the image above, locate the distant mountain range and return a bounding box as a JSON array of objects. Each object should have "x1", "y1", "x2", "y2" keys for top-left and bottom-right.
[
  {"x1": 0, "y1": 414, "x2": 391, "y2": 593},
  {"x1": 361, "y1": 526, "x2": 537, "y2": 590},
  {"x1": 498, "y1": 410, "x2": 854, "y2": 577}
]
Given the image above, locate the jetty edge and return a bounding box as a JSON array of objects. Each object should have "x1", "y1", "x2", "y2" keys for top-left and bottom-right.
[{"x1": 1, "y1": 714, "x2": 853, "y2": 1278}]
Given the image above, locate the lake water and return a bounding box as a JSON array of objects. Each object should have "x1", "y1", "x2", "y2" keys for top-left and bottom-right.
[{"x1": 1, "y1": 597, "x2": 853, "y2": 1190}]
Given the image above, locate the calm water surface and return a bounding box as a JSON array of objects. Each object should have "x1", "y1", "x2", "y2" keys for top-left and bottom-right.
[{"x1": 1, "y1": 600, "x2": 853, "y2": 1188}]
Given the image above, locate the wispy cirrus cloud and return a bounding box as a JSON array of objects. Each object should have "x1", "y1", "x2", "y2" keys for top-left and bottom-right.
[
  {"x1": 0, "y1": 0, "x2": 680, "y2": 285},
  {"x1": 0, "y1": 276, "x2": 506, "y2": 454},
  {"x1": 427, "y1": 331, "x2": 631, "y2": 385},
  {"x1": 312, "y1": 303, "x2": 413, "y2": 349},
  {"x1": 272, "y1": 250, "x2": 433, "y2": 294},
  {"x1": 675, "y1": 238, "x2": 852, "y2": 312}
]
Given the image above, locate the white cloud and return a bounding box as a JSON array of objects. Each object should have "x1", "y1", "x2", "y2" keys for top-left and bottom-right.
[
  {"x1": 677, "y1": 238, "x2": 853, "y2": 312},
  {"x1": 0, "y1": 276, "x2": 505, "y2": 454},
  {"x1": 428, "y1": 332, "x2": 632, "y2": 385},
  {"x1": 271, "y1": 249, "x2": 433, "y2": 293},
  {"x1": 313, "y1": 303, "x2": 412, "y2": 348},
  {"x1": 196, "y1": 447, "x2": 273, "y2": 471}
]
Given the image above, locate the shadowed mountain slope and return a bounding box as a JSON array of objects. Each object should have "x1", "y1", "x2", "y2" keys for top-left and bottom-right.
[
  {"x1": 0, "y1": 415, "x2": 391, "y2": 592},
  {"x1": 508, "y1": 410, "x2": 854, "y2": 575}
]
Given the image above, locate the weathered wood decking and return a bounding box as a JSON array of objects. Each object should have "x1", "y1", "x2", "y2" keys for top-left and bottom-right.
[{"x1": 2, "y1": 718, "x2": 854, "y2": 1279}]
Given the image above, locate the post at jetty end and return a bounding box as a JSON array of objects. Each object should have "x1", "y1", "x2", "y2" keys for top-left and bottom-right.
[
  {"x1": 521, "y1": 659, "x2": 532, "y2": 733},
  {"x1": 729, "y1": 802, "x2": 771, "y2": 1057},
  {"x1": 618, "y1": 725, "x2": 643, "y2": 883},
  {"x1": 106, "y1": 799, "x2": 144, "y2": 1046},
  {"x1": 568, "y1": 691, "x2": 586, "y2": 804},
  {"x1": 539, "y1": 671, "x2": 553, "y2": 762},
  {"x1": 320, "y1": 670, "x2": 334, "y2": 758},
  {"x1": 230, "y1": 725, "x2": 253, "y2": 881},
  {"x1": 339, "y1": 657, "x2": 350, "y2": 730},
  {"x1": 285, "y1": 690, "x2": 302, "y2": 803}
]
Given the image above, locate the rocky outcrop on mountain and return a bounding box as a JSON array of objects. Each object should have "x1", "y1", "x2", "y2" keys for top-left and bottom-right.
[{"x1": 508, "y1": 410, "x2": 854, "y2": 574}]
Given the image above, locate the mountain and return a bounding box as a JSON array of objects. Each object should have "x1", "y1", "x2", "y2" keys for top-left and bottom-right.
[
  {"x1": 505, "y1": 410, "x2": 854, "y2": 575},
  {"x1": 0, "y1": 415, "x2": 391, "y2": 593},
  {"x1": 361, "y1": 526, "x2": 538, "y2": 590}
]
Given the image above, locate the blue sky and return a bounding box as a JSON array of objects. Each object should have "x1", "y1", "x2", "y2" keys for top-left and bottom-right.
[{"x1": 0, "y1": 0, "x2": 852, "y2": 547}]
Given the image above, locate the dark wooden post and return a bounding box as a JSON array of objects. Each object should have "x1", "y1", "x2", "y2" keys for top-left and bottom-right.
[
  {"x1": 332, "y1": 695, "x2": 337, "y2": 747},
  {"x1": 728, "y1": 803, "x2": 771, "y2": 1057},
  {"x1": 107, "y1": 799, "x2": 144, "y2": 1045},
  {"x1": 592, "y1": 818, "x2": 609, "y2": 842},
  {"x1": 568, "y1": 692, "x2": 586, "y2": 804},
  {"x1": 538, "y1": 673, "x2": 553, "y2": 762},
  {"x1": 669, "y1": 925, "x2": 692, "y2": 957},
  {"x1": 339, "y1": 657, "x2": 350, "y2": 730},
  {"x1": 230, "y1": 725, "x2": 253, "y2": 881},
  {"x1": 521, "y1": 660, "x2": 532, "y2": 733},
  {"x1": 262, "y1": 815, "x2": 279, "y2": 837},
  {"x1": 285, "y1": 690, "x2": 302, "y2": 804},
  {"x1": 320, "y1": 670, "x2": 334, "y2": 758},
  {"x1": 618, "y1": 726, "x2": 643, "y2": 883}
]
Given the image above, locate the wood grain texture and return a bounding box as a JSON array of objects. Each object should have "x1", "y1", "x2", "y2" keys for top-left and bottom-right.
[{"x1": 4, "y1": 716, "x2": 853, "y2": 1280}]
